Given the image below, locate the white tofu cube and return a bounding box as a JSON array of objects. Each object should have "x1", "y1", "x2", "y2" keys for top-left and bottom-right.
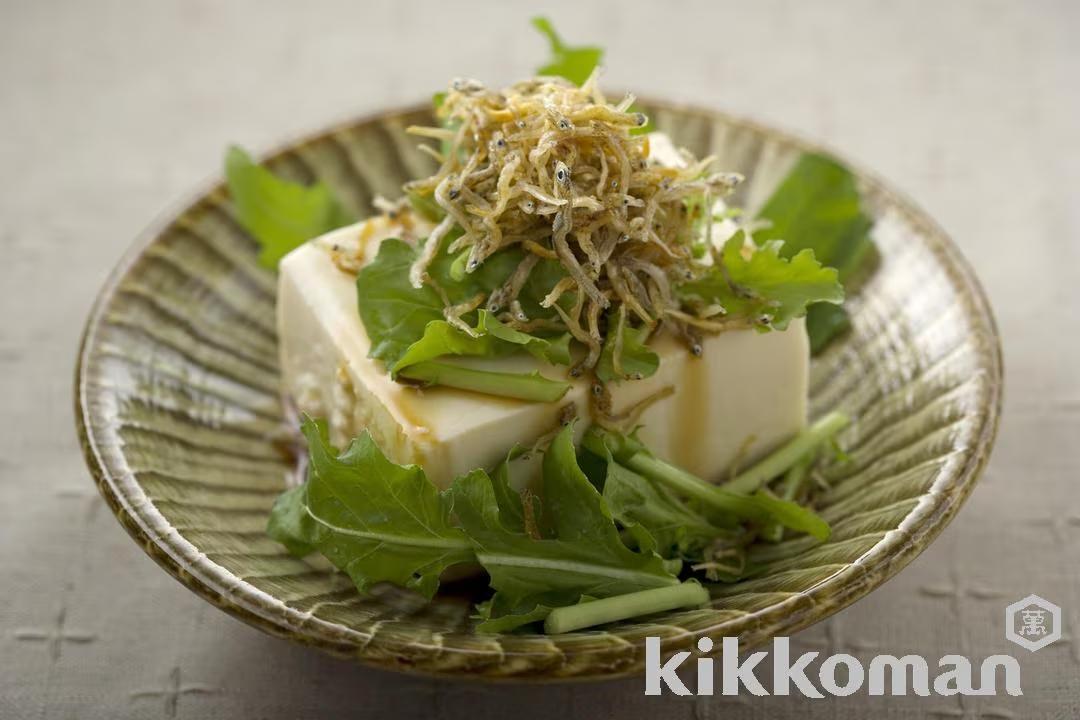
[{"x1": 277, "y1": 219, "x2": 808, "y2": 489}]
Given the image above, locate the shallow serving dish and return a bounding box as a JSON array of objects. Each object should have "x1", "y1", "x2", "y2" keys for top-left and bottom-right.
[{"x1": 75, "y1": 100, "x2": 1002, "y2": 680}]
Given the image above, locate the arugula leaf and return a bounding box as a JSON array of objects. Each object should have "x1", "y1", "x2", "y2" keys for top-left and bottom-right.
[
  {"x1": 531, "y1": 17, "x2": 603, "y2": 87},
  {"x1": 804, "y1": 302, "x2": 851, "y2": 354},
  {"x1": 513, "y1": 256, "x2": 573, "y2": 319},
  {"x1": 393, "y1": 311, "x2": 571, "y2": 375},
  {"x1": 485, "y1": 314, "x2": 572, "y2": 364},
  {"x1": 450, "y1": 424, "x2": 679, "y2": 632},
  {"x1": 279, "y1": 417, "x2": 474, "y2": 599},
  {"x1": 224, "y1": 146, "x2": 353, "y2": 268},
  {"x1": 473, "y1": 598, "x2": 558, "y2": 634},
  {"x1": 753, "y1": 153, "x2": 877, "y2": 351},
  {"x1": 755, "y1": 154, "x2": 875, "y2": 280},
  {"x1": 391, "y1": 319, "x2": 499, "y2": 373},
  {"x1": 353, "y1": 238, "x2": 573, "y2": 401},
  {"x1": 596, "y1": 314, "x2": 659, "y2": 383},
  {"x1": 426, "y1": 234, "x2": 570, "y2": 322},
  {"x1": 355, "y1": 239, "x2": 445, "y2": 367},
  {"x1": 357, "y1": 239, "x2": 571, "y2": 377},
  {"x1": 680, "y1": 232, "x2": 843, "y2": 332},
  {"x1": 266, "y1": 482, "x2": 318, "y2": 557},
  {"x1": 489, "y1": 447, "x2": 528, "y2": 532},
  {"x1": 600, "y1": 457, "x2": 731, "y2": 557}
]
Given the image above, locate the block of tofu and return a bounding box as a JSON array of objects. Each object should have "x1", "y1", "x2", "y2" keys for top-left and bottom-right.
[{"x1": 277, "y1": 221, "x2": 809, "y2": 489}]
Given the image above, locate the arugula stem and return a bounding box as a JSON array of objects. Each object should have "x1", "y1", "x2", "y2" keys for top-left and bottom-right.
[
  {"x1": 761, "y1": 455, "x2": 813, "y2": 543},
  {"x1": 544, "y1": 581, "x2": 710, "y2": 634},
  {"x1": 722, "y1": 411, "x2": 849, "y2": 494},
  {"x1": 399, "y1": 362, "x2": 572, "y2": 403},
  {"x1": 475, "y1": 553, "x2": 679, "y2": 588},
  {"x1": 621, "y1": 454, "x2": 766, "y2": 520},
  {"x1": 584, "y1": 424, "x2": 830, "y2": 537}
]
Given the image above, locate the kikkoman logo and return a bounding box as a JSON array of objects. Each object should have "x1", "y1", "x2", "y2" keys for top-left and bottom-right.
[
  {"x1": 646, "y1": 595, "x2": 1062, "y2": 697},
  {"x1": 644, "y1": 637, "x2": 1023, "y2": 698}
]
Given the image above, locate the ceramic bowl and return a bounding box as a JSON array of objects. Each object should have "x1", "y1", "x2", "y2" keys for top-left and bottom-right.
[{"x1": 75, "y1": 100, "x2": 1002, "y2": 680}]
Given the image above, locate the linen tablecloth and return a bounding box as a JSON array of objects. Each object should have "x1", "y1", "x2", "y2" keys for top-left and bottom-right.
[{"x1": 2, "y1": 1, "x2": 1077, "y2": 717}]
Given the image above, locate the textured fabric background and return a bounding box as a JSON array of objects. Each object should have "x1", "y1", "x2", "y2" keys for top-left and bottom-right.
[{"x1": 1, "y1": 1, "x2": 1078, "y2": 717}]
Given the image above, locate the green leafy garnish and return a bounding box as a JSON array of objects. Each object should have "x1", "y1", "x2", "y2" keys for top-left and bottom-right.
[
  {"x1": 355, "y1": 239, "x2": 444, "y2": 367},
  {"x1": 803, "y1": 303, "x2": 851, "y2": 353},
  {"x1": 268, "y1": 417, "x2": 845, "y2": 632},
  {"x1": 276, "y1": 418, "x2": 473, "y2": 599},
  {"x1": 399, "y1": 362, "x2": 572, "y2": 403},
  {"x1": 753, "y1": 153, "x2": 877, "y2": 351},
  {"x1": 224, "y1": 146, "x2": 353, "y2": 268},
  {"x1": 582, "y1": 426, "x2": 831, "y2": 541},
  {"x1": 596, "y1": 311, "x2": 660, "y2": 383},
  {"x1": 355, "y1": 239, "x2": 570, "y2": 397},
  {"x1": 394, "y1": 311, "x2": 571, "y2": 374},
  {"x1": 266, "y1": 482, "x2": 318, "y2": 557},
  {"x1": 600, "y1": 455, "x2": 732, "y2": 557},
  {"x1": 451, "y1": 424, "x2": 679, "y2": 631},
  {"x1": 531, "y1": 17, "x2": 603, "y2": 87},
  {"x1": 680, "y1": 232, "x2": 844, "y2": 332},
  {"x1": 487, "y1": 446, "x2": 531, "y2": 532},
  {"x1": 474, "y1": 599, "x2": 559, "y2": 634}
]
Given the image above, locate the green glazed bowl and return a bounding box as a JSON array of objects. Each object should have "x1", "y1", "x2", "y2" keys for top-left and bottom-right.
[{"x1": 75, "y1": 101, "x2": 1002, "y2": 680}]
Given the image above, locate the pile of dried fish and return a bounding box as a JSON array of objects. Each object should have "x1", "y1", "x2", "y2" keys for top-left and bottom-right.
[{"x1": 404, "y1": 72, "x2": 745, "y2": 372}]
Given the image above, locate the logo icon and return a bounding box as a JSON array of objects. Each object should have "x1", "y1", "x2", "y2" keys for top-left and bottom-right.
[{"x1": 1005, "y1": 594, "x2": 1061, "y2": 652}]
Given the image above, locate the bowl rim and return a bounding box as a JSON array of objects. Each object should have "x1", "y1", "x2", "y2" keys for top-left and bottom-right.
[{"x1": 74, "y1": 97, "x2": 1004, "y2": 681}]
